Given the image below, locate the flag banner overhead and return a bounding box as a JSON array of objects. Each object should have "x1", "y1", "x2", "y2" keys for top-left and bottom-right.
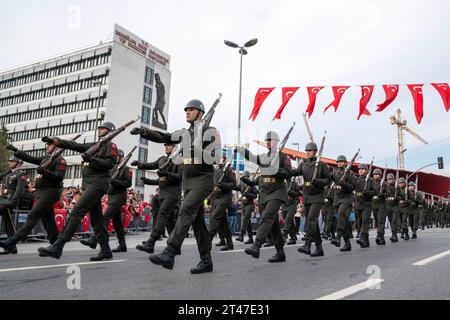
[
  {"x1": 249, "y1": 87, "x2": 275, "y2": 121},
  {"x1": 305, "y1": 86, "x2": 324, "y2": 118},
  {"x1": 273, "y1": 87, "x2": 300, "y2": 120}
]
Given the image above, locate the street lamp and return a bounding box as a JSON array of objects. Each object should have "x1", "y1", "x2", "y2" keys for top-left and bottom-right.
[
  {"x1": 93, "y1": 80, "x2": 103, "y2": 142},
  {"x1": 224, "y1": 38, "x2": 258, "y2": 181}
]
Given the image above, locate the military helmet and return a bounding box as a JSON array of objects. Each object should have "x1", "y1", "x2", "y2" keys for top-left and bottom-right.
[
  {"x1": 265, "y1": 131, "x2": 280, "y2": 142},
  {"x1": 387, "y1": 173, "x2": 395, "y2": 179},
  {"x1": 373, "y1": 169, "x2": 382, "y2": 175},
  {"x1": 336, "y1": 155, "x2": 347, "y2": 162},
  {"x1": 184, "y1": 99, "x2": 205, "y2": 113},
  {"x1": 305, "y1": 142, "x2": 318, "y2": 152},
  {"x1": 358, "y1": 163, "x2": 368, "y2": 170},
  {"x1": 98, "y1": 121, "x2": 116, "y2": 131},
  {"x1": 408, "y1": 181, "x2": 416, "y2": 187},
  {"x1": 118, "y1": 149, "x2": 125, "y2": 158},
  {"x1": 398, "y1": 177, "x2": 407, "y2": 183},
  {"x1": 8, "y1": 156, "x2": 23, "y2": 165},
  {"x1": 242, "y1": 171, "x2": 250, "y2": 177}
]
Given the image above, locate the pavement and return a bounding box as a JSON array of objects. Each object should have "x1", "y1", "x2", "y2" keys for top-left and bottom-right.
[{"x1": 1, "y1": 227, "x2": 450, "y2": 300}]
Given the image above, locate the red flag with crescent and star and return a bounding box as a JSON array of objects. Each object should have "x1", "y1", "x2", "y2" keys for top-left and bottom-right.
[
  {"x1": 376, "y1": 84, "x2": 399, "y2": 112},
  {"x1": 305, "y1": 86, "x2": 324, "y2": 118},
  {"x1": 357, "y1": 85, "x2": 374, "y2": 120},
  {"x1": 407, "y1": 84, "x2": 424, "y2": 124},
  {"x1": 249, "y1": 87, "x2": 275, "y2": 121},
  {"x1": 324, "y1": 86, "x2": 350, "y2": 113},
  {"x1": 431, "y1": 83, "x2": 450, "y2": 112},
  {"x1": 273, "y1": 87, "x2": 300, "y2": 120}
]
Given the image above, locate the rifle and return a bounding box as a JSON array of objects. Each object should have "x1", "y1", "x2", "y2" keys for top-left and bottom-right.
[
  {"x1": 394, "y1": 168, "x2": 399, "y2": 198},
  {"x1": 279, "y1": 122, "x2": 296, "y2": 151},
  {"x1": 405, "y1": 174, "x2": 409, "y2": 202},
  {"x1": 111, "y1": 146, "x2": 137, "y2": 180},
  {"x1": 302, "y1": 113, "x2": 314, "y2": 143},
  {"x1": 238, "y1": 167, "x2": 260, "y2": 202},
  {"x1": 160, "y1": 93, "x2": 222, "y2": 170},
  {"x1": 379, "y1": 165, "x2": 388, "y2": 193},
  {"x1": 39, "y1": 132, "x2": 84, "y2": 169},
  {"x1": 338, "y1": 148, "x2": 360, "y2": 184},
  {"x1": 84, "y1": 117, "x2": 140, "y2": 157},
  {"x1": 208, "y1": 161, "x2": 233, "y2": 200},
  {"x1": 364, "y1": 156, "x2": 374, "y2": 191},
  {"x1": 415, "y1": 174, "x2": 419, "y2": 200},
  {"x1": 311, "y1": 131, "x2": 326, "y2": 181}
]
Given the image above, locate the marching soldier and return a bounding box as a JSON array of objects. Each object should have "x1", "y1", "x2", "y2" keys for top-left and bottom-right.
[
  {"x1": 353, "y1": 164, "x2": 377, "y2": 248},
  {"x1": 372, "y1": 169, "x2": 388, "y2": 245},
  {"x1": 406, "y1": 181, "x2": 423, "y2": 239},
  {"x1": 133, "y1": 143, "x2": 182, "y2": 254},
  {"x1": 236, "y1": 171, "x2": 258, "y2": 244},
  {"x1": 294, "y1": 142, "x2": 330, "y2": 257},
  {"x1": 281, "y1": 177, "x2": 301, "y2": 245},
  {"x1": 37, "y1": 122, "x2": 117, "y2": 260},
  {"x1": 385, "y1": 173, "x2": 400, "y2": 242},
  {"x1": 0, "y1": 157, "x2": 28, "y2": 246},
  {"x1": 330, "y1": 155, "x2": 356, "y2": 252},
  {"x1": 131, "y1": 99, "x2": 221, "y2": 274},
  {"x1": 80, "y1": 149, "x2": 132, "y2": 253},
  {"x1": 237, "y1": 131, "x2": 292, "y2": 263},
  {"x1": 398, "y1": 177, "x2": 410, "y2": 240},
  {"x1": 322, "y1": 185, "x2": 335, "y2": 240},
  {"x1": 208, "y1": 154, "x2": 238, "y2": 251},
  {"x1": 0, "y1": 142, "x2": 66, "y2": 254}
]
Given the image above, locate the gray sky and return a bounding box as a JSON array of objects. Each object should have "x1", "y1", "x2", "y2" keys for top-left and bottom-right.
[{"x1": 1, "y1": 0, "x2": 449, "y2": 176}]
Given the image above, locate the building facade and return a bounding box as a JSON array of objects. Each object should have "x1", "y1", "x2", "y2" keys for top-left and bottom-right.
[{"x1": 0, "y1": 24, "x2": 171, "y2": 199}]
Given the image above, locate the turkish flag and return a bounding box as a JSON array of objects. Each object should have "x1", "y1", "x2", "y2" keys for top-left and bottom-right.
[
  {"x1": 324, "y1": 86, "x2": 350, "y2": 113},
  {"x1": 407, "y1": 84, "x2": 424, "y2": 124},
  {"x1": 305, "y1": 86, "x2": 324, "y2": 118},
  {"x1": 82, "y1": 214, "x2": 91, "y2": 232},
  {"x1": 431, "y1": 83, "x2": 450, "y2": 112},
  {"x1": 376, "y1": 84, "x2": 399, "y2": 112},
  {"x1": 273, "y1": 87, "x2": 300, "y2": 120},
  {"x1": 357, "y1": 85, "x2": 374, "y2": 120},
  {"x1": 249, "y1": 87, "x2": 275, "y2": 121}
]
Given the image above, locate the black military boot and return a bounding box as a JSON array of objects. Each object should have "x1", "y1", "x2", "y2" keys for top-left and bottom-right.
[
  {"x1": 112, "y1": 236, "x2": 127, "y2": 253},
  {"x1": 310, "y1": 244, "x2": 324, "y2": 257},
  {"x1": 90, "y1": 241, "x2": 113, "y2": 261},
  {"x1": 149, "y1": 245, "x2": 177, "y2": 270},
  {"x1": 331, "y1": 233, "x2": 341, "y2": 247},
  {"x1": 400, "y1": 231, "x2": 405, "y2": 239},
  {"x1": 235, "y1": 234, "x2": 244, "y2": 242},
  {"x1": 297, "y1": 240, "x2": 312, "y2": 255},
  {"x1": 0, "y1": 234, "x2": 20, "y2": 254},
  {"x1": 357, "y1": 233, "x2": 368, "y2": 248},
  {"x1": 136, "y1": 236, "x2": 158, "y2": 253},
  {"x1": 215, "y1": 239, "x2": 226, "y2": 247},
  {"x1": 80, "y1": 237, "x2": 98, "y2": 250},
  {"x1": 379, "y1": 234, "x2": 386, "y2": 245},
  {"x1": 268, "y1": 248, "x2": 286, "y2": 263},
  {"x1": 390, "y1": 232, "x2": 398, "y2": 242},
  {"x1": 412, "y1": 232, "x2": 417, "y2": 239},
  {"x1": 244, "y1": 235, "x2": 254, "y2": 244},
  {"x1": 220, "y1": 239, "x2": 234, "y2": 251},
  {"x1": 38, "y1": 239, "x2": 66, "y2": 259},
  {"x1": 340, "y1": 238, "x2": 351, "y2": 252},
  {"x1": 404, "y1": 231, "x2": 410, "y2": 240},
  {"x1": 244, "y1": 239, "x2": 263, "y2": 259},
  {"x1": 375, "y1": 233, "x2": 383, "y2": 245},
  {"x1": 287, "y1": 238, "x2": 297, "y2": 245},
  {"x1": 190, "y1": 252, "x2": 213, "y2": 274}
]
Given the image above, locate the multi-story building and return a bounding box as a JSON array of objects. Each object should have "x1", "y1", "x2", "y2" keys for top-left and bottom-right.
[{"x1": 0, "y1": 24, "x2": 171, "y2": 199}]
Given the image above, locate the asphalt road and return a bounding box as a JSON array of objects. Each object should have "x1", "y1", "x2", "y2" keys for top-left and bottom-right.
[{"x1": 1, "y1": 228, "x2": 450, "y2": 300}]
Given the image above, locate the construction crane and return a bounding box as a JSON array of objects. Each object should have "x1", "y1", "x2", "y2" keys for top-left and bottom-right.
[{"x1": 390, "y1": 109, "x2": 428, "y2": 170}]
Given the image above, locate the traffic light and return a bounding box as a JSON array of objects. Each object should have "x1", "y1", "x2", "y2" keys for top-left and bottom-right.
[{"x1": 438, "y1": 157, "x2": 444, "y2": 169}]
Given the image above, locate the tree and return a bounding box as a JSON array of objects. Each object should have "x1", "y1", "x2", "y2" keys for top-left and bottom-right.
[{"x1": 0, "y1": 123, "x2": 11, "y2": 174}]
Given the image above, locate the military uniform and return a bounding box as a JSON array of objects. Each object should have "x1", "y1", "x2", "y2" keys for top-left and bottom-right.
[
  {"x1": 353, "y1": 172, "x2": 377, "y2": 248},
  {"x1": 384, "y1": 182, "x2": 401, "y2": 242},
  {"x1": 406, "y1": 189, "x2": 423, "y2": 238},
  {"x1": 136, "y1": 154, "x2": 182, "y2": 254},
  {"x1": 372, "y1": 178, "x2": 389, "y2": 245},
  {"x1": 1, "y1": 150, "x2": 66, "y2": 254},
  {"x1": 281, "y1": 179, "x2": 301, "y2": 244},
  {"x1": 237, "y1": 176, "x2": 258, "y2": 244},
  {"x1": 322, "y1": 185, "x2": 335, "y2": 239},
  {"x1": 398, "y1": 185, "x2": 410, "y2": 239}
]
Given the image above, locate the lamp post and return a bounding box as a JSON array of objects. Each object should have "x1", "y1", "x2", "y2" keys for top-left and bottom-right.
[
  {"x1": 224, "y1": 38, "x2": 258, "y2": 181},
  {"x1": 93, "y1": 80, "x2": 103, "y2": 142}
]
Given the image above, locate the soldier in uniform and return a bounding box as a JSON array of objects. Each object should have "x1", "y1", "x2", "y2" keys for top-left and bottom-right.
[
  {"x1": 208, "y1": 154, "x2": 237, "y2": 251},
  {"x1": 0, "y1": 157, "x2": 28, "y2": 245},
  {"x1": 385, "y1": 173, "x2": 400, "y2": 242},
  {"x1": 406, "y1": 181, "x2": 423, "y2": 239},
  {"x1": 294, "y1": 142, "x2": 330, "y2": 257},
  {"x1": 0, "y1": 142, "x2": 66, "y2": 254},
  {"x1": 322, "y1": 185, "x2": 335, "y2": 240},
  {"x1": 372, "y1": 169, "x2": 388, "y2": 245},
  {"x1": 37, "y1": 122, "x2": 118, "y2": 261},
  {"x1": 353, "y1": 164, "x2": 377, "y2": 248},
  {"x1": 236, "y1": 171, "x2": 258, "y2": 244},
  {"x1": 281, "y1": 177, "x2": 301, "y2": 245},
  {"x1": 131, "y1": 99, "x2": 221, "y2": 274},
  {"x1": 237, "y1": 131, "x2": 292, "y2": 263},
  {"x1": 398, "y1": 177, "x2": 410, "y2": 240},
  {"x1": 133, "y1": 143, "x2": 182, "y2": 254},
  {"x1": 80, "y1": 149, "x2": 132, "y2": 253}
]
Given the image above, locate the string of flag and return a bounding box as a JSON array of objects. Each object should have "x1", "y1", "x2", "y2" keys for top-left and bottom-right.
[{"x1": 248, "y1": 83, "x2": 450, "y2": 124}]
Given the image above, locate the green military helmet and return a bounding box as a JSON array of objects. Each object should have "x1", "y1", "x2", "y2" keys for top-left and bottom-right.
[
  {"x1": 358, "y1": 163, "x2": 368, "y2": 170},
  {"x1": 305, "y1": 142, "x2": 318, "y2": 152},
  {"x1": 336, "y1": 155, "x2": 347, "y2": 162},
  {"x1": 242, "y1": 171, "x2": 250, "y2": 177},
  {"x1": 98, "y1": 121, "x2": 116, "y2": 131},
  {"x1": 398, "y1": 177, "x2": 407, "y2": 183},
  {"x1": 184, "y1": 99, "x2": 205, "y2": 112},
  {"x1": 265, "y1": 131, "x2": 280, "y2": 142},
  {"x1": 387, "y1": 173, "x2": 395, "y2": 179},
  {"x1": 408, "y1": 181, "x2": 416, "y2": 187},
  {"x1": 373, "y1": 169, "x2": 382, "y2": 175},
  {"x1": 8, "y1": 156, "x2": 23, "y2": 165}
]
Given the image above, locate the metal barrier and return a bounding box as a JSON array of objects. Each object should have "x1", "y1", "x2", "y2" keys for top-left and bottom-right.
[{"x1": 0, "y1": 209, "x2": 47, "y2": 240}]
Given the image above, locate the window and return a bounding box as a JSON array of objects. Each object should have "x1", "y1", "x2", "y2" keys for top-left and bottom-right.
[
  {"x1": 135, "y1": 170, "x2": 145, "y2": 187},
  {"x1": 138, "y1": 147, "x2": 148, "y2": 163},
  {"x1": 144, "y1": 67, "x2": 154, "y2": 85},
  {"x1": 143, "y1": 86, "x2": 152, "y2": 104},
  {"x1": 139, "y1": 137, "x2": 148, "y2": 145},
  {"x1": 141, "y1": 106, "x2": 150, "y2": 124}
]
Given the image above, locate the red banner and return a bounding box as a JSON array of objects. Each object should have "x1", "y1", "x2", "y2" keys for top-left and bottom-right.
[
  {"x1": 376, "y1": 84, "x2": 399, "y2": 112},
  {"x1": 273, "y1": 87, "x2": 300, "y2": 120},
  {"x1": 324, "y1": 86, "x2": 350, "y2": 113},
  {"x1": 407, "y1": 84, "x2": 424, "y2": 124},
  {"x1": 249, "y1": 87, "x2": 275, "y2": 121},
  {"x1": 358, "y1": 85, "x2": 374, "y2": 120},
  {"x1": 305, "y1": 86, "x2": 324, "y2": 118},
  {"x1": 431, "y1": 83, "x2": 450, "y2": 112}
]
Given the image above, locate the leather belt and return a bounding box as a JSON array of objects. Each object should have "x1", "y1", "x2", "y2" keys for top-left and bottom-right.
[
  {"x1": 304, "y1": 182, "x2": 312, "y2": 187},
  {"x1": 159, "y1": 177, "x2": 167, "y2": 183},
  {"x1": 261, "y1": 177, "x2": 276, "y2": 184},
  {"x1": 35, "y1": 174, "x2": 43, "y2": 179},
  {"x1": 355, "y1": 192, "x2": 364, "y2": 197},
  {"x1": 83, "y1": 162, "x2": 90, "y2": 166},
  {"x1": 334, "y1": 185, "x2": 342, "y2": 190},
  {"x1": 183, "y1": 158, "x2": 201, "y2": 165},
  {"x1": 2, "y1": 189, "x2": 9, "y2": 195},
  {"x1": 373, "y1": 196, "x2": 379, "y2": 200},
  {"x1": 387, "y1": 197, "x2": 395, "y2": 201}
]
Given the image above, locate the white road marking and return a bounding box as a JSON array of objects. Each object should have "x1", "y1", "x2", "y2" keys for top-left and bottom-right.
[
  {"x1": 316, "y1": 279, "x2": 384, "y2": 300},
  {"x1": 412, "y1": 250, "x2": 450, "y2": 266},
  {"x1": 0, "y1": 260, "x2": 126, "y2": 273}
]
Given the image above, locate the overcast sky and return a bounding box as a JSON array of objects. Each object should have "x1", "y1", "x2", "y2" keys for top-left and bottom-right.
[{"x1": 1, "y1": 0, "x2": 449, "y2": 176}]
